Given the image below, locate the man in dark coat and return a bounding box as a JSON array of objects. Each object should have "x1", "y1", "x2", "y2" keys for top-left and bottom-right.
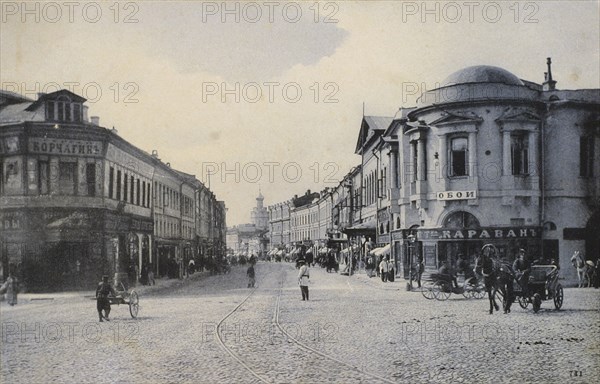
[
  {"x1": 513, "y1": 249, "x2": 532, "y2": 297},
  {"x1": 96, "y1": 275, "x2": 116, "y2": 322}
]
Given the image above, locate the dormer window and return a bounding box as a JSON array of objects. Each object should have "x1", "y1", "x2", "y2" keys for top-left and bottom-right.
[{"x1": 45, "y1": 96, "x2": 83, "y2": 122}]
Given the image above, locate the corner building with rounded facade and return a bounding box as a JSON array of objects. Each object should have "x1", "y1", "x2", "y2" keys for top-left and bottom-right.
[
  {"x1": 0, "y1": 89, "x2": 226, "y2": 291},
  {"x1": 394, "y1": 64, "x2": 599, "y2": 279}
]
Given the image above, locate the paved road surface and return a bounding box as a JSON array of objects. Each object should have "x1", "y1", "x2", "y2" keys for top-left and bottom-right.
[{"x1": 2, "y1": 262, "x2": 598, "y2": 383}]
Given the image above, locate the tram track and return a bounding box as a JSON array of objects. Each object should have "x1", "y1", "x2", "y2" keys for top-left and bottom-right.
[{"x1": 215, "y1": 264, "x2": 397, "y2": 384}]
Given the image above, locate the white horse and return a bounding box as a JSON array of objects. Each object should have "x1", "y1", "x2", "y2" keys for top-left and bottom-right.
[{"x1": 570, "y1": 251, "x2": 593, "y2": 288}]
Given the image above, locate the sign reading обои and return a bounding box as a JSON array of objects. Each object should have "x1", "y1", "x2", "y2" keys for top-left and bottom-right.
[
  {"x1": 29, "y1": 138, "x2": 103, "y2": 156},
  {"x1": 437, "y1": 190, "x2": 476, "y2": 200}
]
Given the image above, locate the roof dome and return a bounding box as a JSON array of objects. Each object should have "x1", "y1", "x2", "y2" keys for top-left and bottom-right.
[{"x1": 442, "y1": 65, "x2": 524, "y2": 87}]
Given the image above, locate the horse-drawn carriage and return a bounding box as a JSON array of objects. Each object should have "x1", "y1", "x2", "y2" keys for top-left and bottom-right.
[
  {"x1": 514, "y1": 265, "x2": 563, "y2": 313},
  {"x1": 476, "y1": 244, "x2": 564, "y2": 314},
  {"x1": 421, "y1": 273, "x2": 486, "y2": 301}
]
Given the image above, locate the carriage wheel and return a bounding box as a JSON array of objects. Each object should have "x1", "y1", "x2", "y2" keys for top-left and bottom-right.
[
  {"x1": 518, "y1": 295, "x2": 529, "y2": 309},
  {"x1": 472, "y1": 283, "x2": 486, "y2": 299},
  {"x1": 532, "y1": 293, "x2": 542, "y2": 313},
  {"x1": 128, "y1": 290, "x2": 139, "y2": 318},
  {"x1": 462, "y1": 287, "x2": 472, "y2": 299},
  {"x1": 553, "y1": 284, "x2": 563, "y2": 310},
  {"x1": 433, "y1": 282, "x2": 450, "y2": 301},
  {"x1": 421, "y1": 282, "x2": 435, "y2": 300}
]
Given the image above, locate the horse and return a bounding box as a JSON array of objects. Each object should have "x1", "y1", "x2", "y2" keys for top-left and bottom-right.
[
  {"x1": 570, "y1": 251, "x2": 592, "y2": 288},
  {"x1": 474, "y1": 244, "x2": 515, "y2": 314}
]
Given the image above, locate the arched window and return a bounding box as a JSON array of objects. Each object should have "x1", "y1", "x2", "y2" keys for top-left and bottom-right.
[{"x1": 443, "y1": 211, "x2": 480, "y2": 229}]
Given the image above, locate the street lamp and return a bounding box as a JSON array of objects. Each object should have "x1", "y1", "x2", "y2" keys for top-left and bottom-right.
[{"x1": 407, "y1": 234, "x2": 416, "y2": 291}]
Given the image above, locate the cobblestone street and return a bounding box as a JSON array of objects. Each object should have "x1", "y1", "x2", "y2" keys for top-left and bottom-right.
[{"x1": 2, "y1": 262, "x2": 599, "y2": 384}]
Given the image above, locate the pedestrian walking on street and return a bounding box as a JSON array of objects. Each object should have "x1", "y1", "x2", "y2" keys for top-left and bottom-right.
[
  {"x1": 414, "y1": 255, "x2": 424, "y2": 288},
  {"x1": 96, "y1": 275, "x2": 116, "y2": 322},
  {"x1": 0, "y1": 272, "x2": 19, "y2": 306},
  {"x1": 379, "y1": 257, "x2": 389, "y2": 282},
  {"x1": 298, "y1": 259, "x2": 310, "y2": 300},
  {"x1": 147, "y1": 264, "x2": 155, "y2": 285},
  {"x1": 247, "y1": 264, "x2": 256, "y2": 288},
  {"x1": 140, "y1": 264, "x2": 148, "y2": 285},
  {"x1": 387, "y1": 257, "x2": 395, "y2": 282},
  {"x1": 366, "y1": 255, "x2": 375, "y2": 277}
]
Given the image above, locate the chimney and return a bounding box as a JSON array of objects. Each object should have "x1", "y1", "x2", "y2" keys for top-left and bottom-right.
[
  {"x1": 543, "y1": 57, "x2": 557, "y2": 91},
  {"x1": 90, "y1": 116, "x2": 100, "y2": 125}
]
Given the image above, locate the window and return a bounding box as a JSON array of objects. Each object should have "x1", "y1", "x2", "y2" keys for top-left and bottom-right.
[
  {"x1": 412, "y1": 141, "x2": 418, "y2": 181},
  {"x1": 136, "y1": 179, "x2": 140, "y2": 205},
  {"x1": 57, "y1": 101, "x2": 65, "y2": 121},
  {"x1": 511, "y1": 133, "x2": 529, "y2": 175},
  {"x1": 38, "y1": 161, "x2": 50, "y2": 195},
  {"x1": 130, "y1": 176, "x2": 135, "y2": 203},
  {"x1": 86, "y1": 163, "x2": 96, "y2": 196},
  {"x1": 46, "y1": 101, "x2": 55, "y2": 120},
  {"x1": 450, "y1": 137, "x2": 468, "y2": 176},
  {"x1": 142, "y1": 181, "x2": 146, "y2": 207},
  {"x1": 59, "y1": 162, "x2": 76, "y2": 195},
  {"x1": 73, "y1": 103, "x2": 82, "y2": 122},
  {"x1": 116, "y1": 170, "x2": 122, "y2": 200},
  {"x1": 123, "y1": 173, "x2": 128, "y2": 202},
  {"x1": 108, "y1": 167, "x2": 114, "y2": 198},
  {"x1": 580, "y1": 136, "x2": 595, "y2": 177}
]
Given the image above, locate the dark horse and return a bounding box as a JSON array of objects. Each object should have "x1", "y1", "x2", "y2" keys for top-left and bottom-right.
[{"x1": 474, "y1": 244, "x2": 515, "y2": 314}]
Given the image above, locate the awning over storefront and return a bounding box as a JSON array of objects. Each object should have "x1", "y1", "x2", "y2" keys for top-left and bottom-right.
[
  {"x1": 340, "y1": 245, "x2": 359, "y2": 254},
  {"x1": 370, "y1": 244, "x2": 391, "y2": 256},
  {"x1": 343, "y1": 220, "x2": 377, "y2": 236}
]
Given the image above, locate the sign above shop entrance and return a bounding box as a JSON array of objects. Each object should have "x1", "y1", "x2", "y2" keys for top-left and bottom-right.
[
  {"x1": 418, "y1": 227, "x2": 540, "y2": 240},
  {"x1": 437, "y1": 190, "x2": 476, "y2": 201}
]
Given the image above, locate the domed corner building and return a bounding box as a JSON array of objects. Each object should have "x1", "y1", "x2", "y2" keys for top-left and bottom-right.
[{"x1": 397, "y1": 59, "x2": 599, "y2": 283}]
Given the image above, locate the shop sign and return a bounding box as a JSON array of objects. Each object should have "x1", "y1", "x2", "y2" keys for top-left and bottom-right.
[
  {"x1": 377, "y1": 234, "x2": 390, "y2": 244},
  {"x1": 437, "y1": 190, "x2": 476, "y2": 200},
  {"x1": 418, "y1": 227, "x2": 540, "y2": 240},
  {"x1": 0, "y1": 216, "x2": 21, "y2": 230},
  {"x1": 29, "y1": 138, "x2": 102, "y2": 156}
]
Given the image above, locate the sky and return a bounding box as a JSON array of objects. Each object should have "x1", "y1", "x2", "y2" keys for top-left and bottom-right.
[{"x1": 2, "y1": 0, "x2": 599, "y2": 225}]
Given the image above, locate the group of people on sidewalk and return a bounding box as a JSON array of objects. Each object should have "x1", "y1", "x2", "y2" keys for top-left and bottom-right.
[{"x1": 365, "y1": 255, "x2": 397, "y2": 283}]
